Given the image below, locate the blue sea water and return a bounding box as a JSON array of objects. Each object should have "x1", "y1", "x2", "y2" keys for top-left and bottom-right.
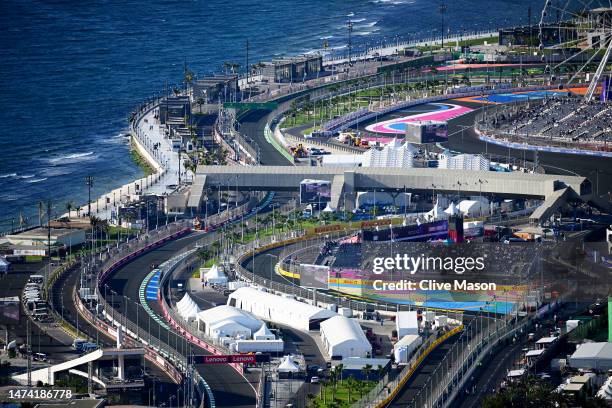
[{"x1": 0, "y1": 0, "x2": 534, "y2": 229}]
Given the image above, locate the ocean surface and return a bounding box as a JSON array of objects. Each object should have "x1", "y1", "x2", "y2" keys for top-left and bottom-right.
[{"x1": 0, "y1": 0, "x2": 534, "y2": 230}]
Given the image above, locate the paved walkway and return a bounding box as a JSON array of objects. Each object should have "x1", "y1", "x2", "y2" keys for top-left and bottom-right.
[{"x1": 73, "y1": 105, "x2": 188, "y2": 221}]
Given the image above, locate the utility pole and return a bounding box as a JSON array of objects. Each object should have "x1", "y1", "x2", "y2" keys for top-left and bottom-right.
[
  {"x1": 246, "y1": 39, "x2": 250, "y2": 86},
  {"x1": 47, "y1": 199, "x2": 52, "y2": 286},
  {"x1": 439, "y1": 3, "x2": 447, "y2": 51},
  {"x1": 347, "y1": 19, "x2": 353, "y2": 66},
  {"x1": 85, "y1": 175, "x2": 94, "y2": 218}
]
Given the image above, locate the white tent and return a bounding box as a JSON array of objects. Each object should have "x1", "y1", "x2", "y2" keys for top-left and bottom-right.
[
  {"x1": 176, "y1": 293, "x2": 201, "y2": 321},
  {"x1": 228, "y1": 287, "x2": 336, "y2": 332},
  {"x1": 457, "y1": 200, "x2": 487, "y2": 217},
  {"x1": 278, "y1": 356, "x2": 300, "y2": 373},
  {"x1": 197, "y1": 305, "x2": 262, "y2": 338},
  {"x1": 254, "y1": 323, "x2": 276, "y2": 340},
  {"x1": 320, "y1": 316, "x2": 372, "y2": 359},
  {"x1": 444, "y1": 202, "x2": 459, "y2": 216},
  {"x1": 425, "y1": 199, "x2": 448, "y2": 221},
  {"x1": 205, "y1": 264, "x2": 228, "y2": 285},
  {"x1": 209, "y1": 320, "x2": 251, "y2": 340}
]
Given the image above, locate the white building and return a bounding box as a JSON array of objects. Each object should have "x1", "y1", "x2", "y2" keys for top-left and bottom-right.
[
  {"x1": 396, "y1": 311, "x2": 419, "y2": 338},
  {"x1": 439, "y1": 153, "x2": 489, "y2": 171},
  {"x1": 227, "y1": 287, "x2": 337, "y2": 331},
  {"x1": 319, "y1": 316, "x2": 372, "y2": 359},
  {"x1": 197, "y1": 305, "x2": 262, "y2": 340},
  {"x1": 362, "y1": 139, "x2": 416, "y2": 169},
  {"x1": 321, "y1": 154, "x2": 363, "y2": 168},
  {"x1": 569, "y1": 342, "x2": 612, "y2": 371},
  {"x1": 394, "y1": 334, "x2": 423, "y2": 364}
]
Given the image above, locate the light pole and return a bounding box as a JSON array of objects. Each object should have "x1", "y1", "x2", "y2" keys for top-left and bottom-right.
[{"x1": 85, "y1": 176, "x2": 94, "y2": 218}]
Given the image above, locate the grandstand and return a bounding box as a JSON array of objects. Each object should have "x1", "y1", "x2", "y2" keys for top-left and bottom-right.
[{"x1": 480, "y1": 96, "x2": 612, "y2": 147}]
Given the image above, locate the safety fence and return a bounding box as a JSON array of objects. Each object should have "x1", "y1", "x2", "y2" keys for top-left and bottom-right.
[{"x1": 353, "y1": 325, "x2": 463, "y2": 408}]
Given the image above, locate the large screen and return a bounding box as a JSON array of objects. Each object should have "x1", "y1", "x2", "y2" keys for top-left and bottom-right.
[
  {"x1": 299, "y1": 264, "x2": 330, "y2": 289},
  {"x1": 300, "y1": 179, "x2": 331, "y2": 204},
  {"x1": 423, "y1": 122, "x2": 448, "y2": 142}
]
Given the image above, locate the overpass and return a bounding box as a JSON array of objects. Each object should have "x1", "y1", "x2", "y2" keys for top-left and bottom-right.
[
  {"x1": 188, "y1": 166, "x2": 591, "y2": 219},
  {"x1": 12, "y1": 346, "x2": 145, "y2": 386}
]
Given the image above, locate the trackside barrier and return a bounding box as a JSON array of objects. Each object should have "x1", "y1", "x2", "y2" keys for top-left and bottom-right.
[
  {"x1": 347, "y1": 326, "x2": 463, "y2": 408},
  {"x1": 73, "y1": 288, "x2": 183, "y2": 385},
  {"x1": 68, "y1": 221, "x2": 214, "y2": 407},
  {"x1": 324, "y1": 83, "x2": 586, "y2": 132}
]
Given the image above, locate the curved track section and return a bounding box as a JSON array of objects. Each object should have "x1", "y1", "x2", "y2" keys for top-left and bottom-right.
[{"x1": 106, "y1": 232, "x2": 257, "y2": 407}]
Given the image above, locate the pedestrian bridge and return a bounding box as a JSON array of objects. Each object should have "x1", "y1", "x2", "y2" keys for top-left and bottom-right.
[{"x1": 188, "y1": 166, "x2": 591, "y2": 221}]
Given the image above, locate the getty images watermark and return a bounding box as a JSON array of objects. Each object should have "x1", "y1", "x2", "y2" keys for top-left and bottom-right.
[{"x1": 370, "y1": 254, "x2": 497, "y2": 291}]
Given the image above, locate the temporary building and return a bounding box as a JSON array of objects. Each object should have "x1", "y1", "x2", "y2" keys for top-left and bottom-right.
[
  {"x1": 197, "y1": 305, "x2": 262, "y2": 338},
  {"x1": 457, "y1": 200, "x2": 487, "y2": 218},
  {"x1": 204, "y1": 264, "x2": 228, "y2": 285},
  {"x1": 425, "y1": 199, "x2": 448, "y2": 221},
  {"x1": 394, "y1": 335, "x2": 423, "y2": 364},
  {"x1": 396, "y1": 311, "x2": 419, "y2": 338},
  {"x1": 234, "y1": 339, "x2": 284, "y2": 353},
  {"x1": 320, "y1": 316, "x2": 372, "y2": 359},
  {"x1": 569, "y1": 342, "x2": 612, "y2": 371},
  {"x1": 176, "y1": 294, "x2": 201, "y2": 321},
  {"x1": 227, "y1": 287, "x2": 336, "y2": 331},
  {"x1": 278, "y1": 356, "x2": 300, "y2": 376},
  {"x1": 253, "y1": 323, "x2": 276, "y2": 340},
  {"x1": 209, "y1": 320, "x2": 251, "y2": 340},
  {"x1": 444, "y1": 202, "x2": 459, "y2": 217},
  {"x1": 361, "y1": 139, "x2": 416, "y2": 169}
]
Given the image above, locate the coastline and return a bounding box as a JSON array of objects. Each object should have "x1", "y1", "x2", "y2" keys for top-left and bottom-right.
[{"x1": 58, "y1": 101, "x2": 173, "y2": 221}]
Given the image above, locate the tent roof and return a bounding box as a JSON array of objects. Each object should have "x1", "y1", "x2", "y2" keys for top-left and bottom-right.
[
  {"x1": 205, "y1": 264, "x2": 225, "y2": 279},
  {"x1": 254, "y1": 323, "x2": 274, "y2": 338},
  {"x1": 177, "y1": 293, "x2": 201, "y2": 320},
  {"x1": 197, "y1": 305, "x2": 262, "y2": 331},
  {"x1": 229, "y1": 287, "x2": 337, "y2": 322},
  {"x1": 444, "y1": 202, "x2": 458, "y2": 216},
  {"x1": 320, "y1": 316, "x2": 371, "y2": 350},
  {"x1": 278, "y1": 356, "x2": 300, "y2": 372}
]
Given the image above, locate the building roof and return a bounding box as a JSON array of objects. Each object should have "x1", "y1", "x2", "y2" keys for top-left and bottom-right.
[
  {"x1": 571, "y1": 342, "x2": 612, "y2": 361},
  {"x1": 228, "y1": 287, "x2": 336, "y2": 327},
  {"x1": 176, "y1": 293, "x2": 201, "y2": 320},
  {"x1": 320, "y1": 316, "x2": 371, "y2": 351},
  {"x1": 536, "y1": 336, "x2": 558, "y2": 344},
  {"x1": 395, "y1": 334, "x2": 422, "y2": 349},
  {"x1": 526, "y1": 349, "x2": 545, "y2": 357},
  {"x1": 337, "y1": 357, "x2": 390, "y2": 370},
  {"x1": 197, "y1": 304, "x2": 262, "y2": 331}
]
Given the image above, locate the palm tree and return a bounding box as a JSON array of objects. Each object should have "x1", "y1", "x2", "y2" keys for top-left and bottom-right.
[
  {"x1": 196, "y1": 97, "x2": 205, "y2": 113},
  {"x1": 362, "y1": 364, "x2": 373, "y2": 382},
  {"x1": 65, "y1": 202, "x2": 74, "y2": 219}
]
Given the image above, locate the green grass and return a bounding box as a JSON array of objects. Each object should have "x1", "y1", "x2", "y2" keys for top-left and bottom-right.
[
  {"x1": 310, "y1": 380, "x2": 377, "y2": 408},
  {"x1": 130, "y1": 138, "x2": 155, "y2": 176}
]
